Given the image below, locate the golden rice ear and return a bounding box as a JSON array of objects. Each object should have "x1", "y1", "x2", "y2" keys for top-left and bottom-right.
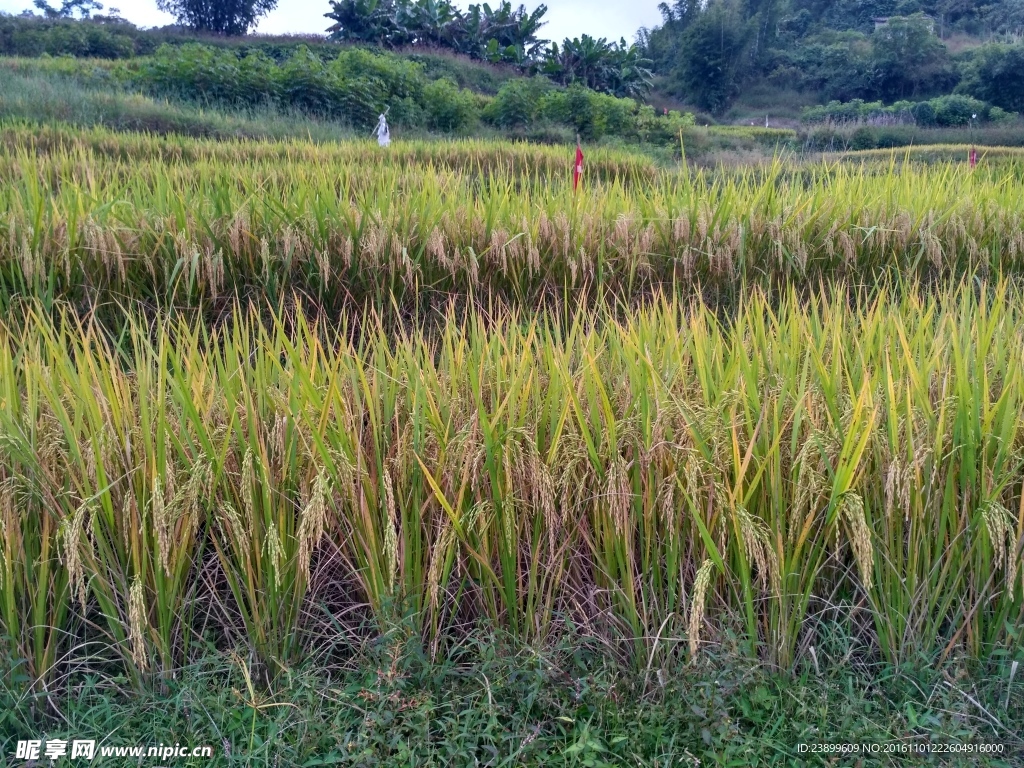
[
  {"x1": 606, "y1": 456, "x2": 631, "y2": 537},
  {"x1": 382, "y1": 467, "x2": 398, "y2": 589},
  {"x1": 735, "y1": 504, "x2": 780, "y2": 596},
  {"x1": 151, "y1": 476, "x2": 172, "y2": 578},
  {"x1": 263, "y1": 519, "x2": 284, "y2": 593},
  {"x1": 530, "y1": 449, "x2": 557, "y2": 559},
  {"x1": 60, "y1": 501, "x2": 90, "y2": 611},
  {"x1": 688, "y1": 559, "x2": 715, "y2": 661},
  {"x1": 241, "y1": 446, "x2": 256, "y2": 527},
  {"x1": 840, "y1": 492, "x2": 873, "y2": 591},
  {"x1": 128, "y1": 575, "x2": 148, "y2": 672},
  {"x1": 297, "y1": 470, "x2": 330, "y2": 585},
  {"x1": 982, "y1": 500, "x2": 1017, "y2": 602}
]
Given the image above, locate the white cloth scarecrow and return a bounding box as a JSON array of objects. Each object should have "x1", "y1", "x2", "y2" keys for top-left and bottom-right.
[{"x1": 373, "y1": 113, "x2": 391, "y2": 147}]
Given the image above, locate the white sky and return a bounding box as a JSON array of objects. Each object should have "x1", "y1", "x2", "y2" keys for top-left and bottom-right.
[{"x1": 0, "y1": 1, "x2": 664, "y2": 45}]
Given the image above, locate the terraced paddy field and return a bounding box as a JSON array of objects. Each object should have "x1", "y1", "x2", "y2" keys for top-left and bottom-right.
[
  {"x1": 3, "y1": 124, "x2": 1024, "y2": 318},
  {"x1": 1, "y1": 126, "x2": 1023, "y2": 764}
]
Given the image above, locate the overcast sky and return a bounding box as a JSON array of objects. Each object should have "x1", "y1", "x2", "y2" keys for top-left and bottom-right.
[{"x1": 0, "y1": 1, "x2": 664, "y2": 45}]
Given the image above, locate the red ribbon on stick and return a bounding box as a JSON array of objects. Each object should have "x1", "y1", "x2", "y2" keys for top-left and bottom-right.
[{"x1": 573, "y1": 140, "x2": 584, "y2": 192}]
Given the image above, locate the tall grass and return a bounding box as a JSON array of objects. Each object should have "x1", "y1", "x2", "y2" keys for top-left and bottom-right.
[
  {"x1": 1, "y1": 281, "x2": 1021, "y2": 695},
  {"x1": 0, "y1": 70, "x2": 367, "y2": 144},
  {"x1": 2, "y1": 124, "x2": 1024, "y2": 322}
]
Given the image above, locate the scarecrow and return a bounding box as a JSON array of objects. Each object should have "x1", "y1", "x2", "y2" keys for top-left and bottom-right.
[{"x1": 373, "y1": 111, "x2": 391, "y2": 148}]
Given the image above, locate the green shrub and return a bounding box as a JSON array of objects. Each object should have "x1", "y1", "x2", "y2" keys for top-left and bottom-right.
[
  {"x1": 988, "y1": 106, "x2": 1016, "y2": 123},
  {"x1": 539, "y1": 84, "x2": 594, "y2": 138},
  {"x1": 850, "y1": 126, "x2": 876, "y2": 150},
  {"x1": 332, "y1": 47, "x2": 425, "y2": 103},
  {"x1": 0, "y1": 29, "x2": 710, "y2": 146},
  {"x1": 872, "y1": 128, "x2": 911, "y2": 148},
  {"x1": 634, "y1": 106, "x2": 696, "y2": 144},
  {"x1": 422, "y1": 78, "x2": 478, "y2": 134},
  {"x1": 805, "y1": 125, "x2": 842, "y2": 150},
  {"x1": 0, "y1": 16, "x2": 138, "y2": 58},
  {"x1": 802, "y1": 95, "x2": 1002, "y2": 127},
  {"x1": 911, "y1": 101, "x2": 936, "y2": 126},
  {"x1": 140, "y1": 44, "x2": 259, "y2": 105},
  {"x1": 404, "y1": 51, "x2": 513, "y2": 95},
  {"x1": 484, "y1": 77, "x2": 552, "y2": 129},
  {"x1": 958, "y1": 42, "x2": 1024, "y2": 115},
  {"x1": 594, "y1": 91, "x2": 637, "y2": 139},
  {"x1": 137, "y1": 44, "x2": 407, "y2": 126},
  {"x1": 932, "y1": 94, "x2": 986, "y2": 127},
  {"x1": 537, "y1": 84, "x2": 639, "y2": 141},
  {"x1": 277, "y1": 48, "x2": 346, "y2": 115}
]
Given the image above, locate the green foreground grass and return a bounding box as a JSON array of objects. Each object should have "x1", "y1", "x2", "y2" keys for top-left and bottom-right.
[
  {"x1": 0, "y1": 69, "x2": 367, "y2": 144},
  {"x1": 3, "y1": 635, "x2": 1022, "y2": 767}
]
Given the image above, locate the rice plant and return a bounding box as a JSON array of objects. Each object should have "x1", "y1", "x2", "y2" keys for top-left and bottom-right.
[
  {"x1": 2, "y1": 124, "x2": 1024, "y2": 323},
  {"x1": 0, "y1": 278, "x2": 1021, "y2": 694}
]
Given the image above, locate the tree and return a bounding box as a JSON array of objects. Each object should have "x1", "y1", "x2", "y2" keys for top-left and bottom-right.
[
  {"x1": 406, "y1": 0, "x2": 459, "y2": 48},
  {"x1": 675, "y1": 1, "x2": 751, "y2": 113},
  {"x1": 325, "y1": 0, "x2": 410, "y2": 46},
  {"x1": 640, "y1": 1, "x2": 704, "y2": 73},
  {"x1": 980, "y1": 0, "x2": 1024, "y2": 37},
  {"x1": 446, "y1": 3, "x2": 487, "y2": 57},
  {"x1": 156, "y1": 0, "x2": 278, "y2": 36},
  {"x1": 959, "y1": 42, "x2": 1024, "y2": 113},
  {"x1": 870, "y1": 13, "x2": 953, "y2": 100},
  {"x1": 477, "y1": 2, "x2": 548, "y2": 60},
  {"x1": 32, "y1": 0, "x2": 106, "y2": 18},
  {"x1": 544, "y1": 35, "x2": 615, "y2": 90},
  {"x1": 543, "y1": 35, "x2": 652, "y2": 97},
  {"x1": 325, "y1": 0, "x2": 548, "y2": 65},
  {"x1": 608, "y1": 40, "x2": 654, "y2": 98}
]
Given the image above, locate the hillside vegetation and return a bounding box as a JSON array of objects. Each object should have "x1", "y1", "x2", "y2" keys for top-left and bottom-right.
[
  {"x1": 2, "y1": 8, "x2": 1024, "y2": 157},
  {"x1": 643, "y1": 0, "x2": 1024, "y2": 119}
]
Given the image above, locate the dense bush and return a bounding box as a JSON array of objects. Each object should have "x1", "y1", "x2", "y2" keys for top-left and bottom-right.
[
  {"x1": 634, "y1": 104, "x2": 696, "y2": 144},
  {"x1": 930, "y1": 94, "x2": 981, "y2": 127},
  {"x1": 403, "y1": 50, "x2": 514, "y2": 94},
  {"x1": 802, "y1": 95, "x2": 1016, "y2": 126},
  {"x1": 479, "y1": 77, "x2": 652, "y2": 141},
  {"x1": 647, "y1": 8, "x2": 962, "y2": 114},
  {"x1": 537, "y1": 83, "x2": 636, "y2": 141},
  {"x1": 275, "y1": 48, "x2": 378, "y2": 122},
  {"x1": 643, "y1": 4, "x2": 1024, "y2": 115},
  {"x1": 422, "y1": 77, "x2": 479, "y2": 133},
  {"x1": 801, "y1": 123, "x2": 1024, "y2": 151},
  {"x1": 0, "y1": 14, "x2": 345, "y2": 58},
  {"x1": 0, "y1": 29, "x2": 697, "y2": 144},
  {"x1": 910, "y1": 100, "x2": 935, "y2": 125},
  {"x1": 0, "y1": 14, "x2": 137, "y2": 57},
  {"x1": 141, "y1": 44, "x2": 276, "y2": 106},
  {"x1": 481, "y1": 76, "x2": 552, "y2": 128},
  {"x1": 135, "y1": 43, "x2": 450, "y2": 128},
  {"x1": 958, "y1": 42, "x2": 1024, "y2": 115},
  {"x1": 850, "y1": 125, "x2": 876, "y2": 150},
  {"x1": 122, "y1": 44, "x2": 689, "y2": 141}
]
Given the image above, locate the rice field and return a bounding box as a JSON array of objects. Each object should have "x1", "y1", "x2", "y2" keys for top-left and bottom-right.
[
  {"x1": 3, "y1": 123, "x2": 1024, "y2": 322},
  {"x1": 1, "y1": 125, "x2": 1023, "y2": 702}
]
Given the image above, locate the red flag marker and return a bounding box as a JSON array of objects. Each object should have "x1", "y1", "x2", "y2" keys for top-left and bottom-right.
[
  {"x1": 969, "y1": 147, "x2": 978, "y2": 169},
  {"x1": 573, "y1": 137, "x2": 584, "y2": 192}
]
